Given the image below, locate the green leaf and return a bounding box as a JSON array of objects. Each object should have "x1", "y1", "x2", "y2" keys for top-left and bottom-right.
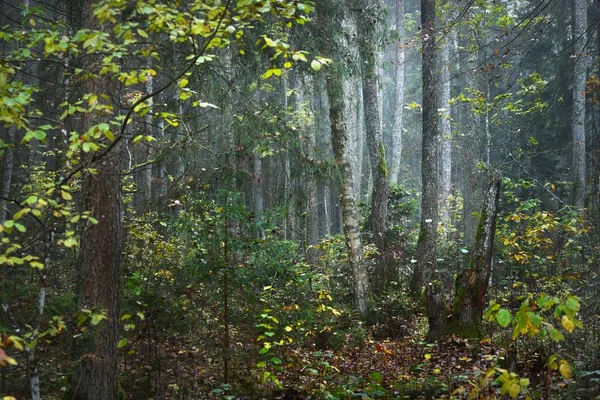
[
  {"x1": 565, "y1": 296, "x2": 580, "y2": 313},
  {"x1": 548, "y1": 327, "x2": 565, "y2": 342},
  {"x1": 90, "y1": 313, "x2": 107, "y2": 325},
  {"x1": 25, "y1": 196, "x2": 38, "y2": 205},
  {"x1": 310, "y1": 60, "x2": 321, "y2": 71},
  {"x1": 270, "y1": 357, "x2": 282, "y2": 365},
  {"x1": 117, "y1": 338, "x2": 128, "y2": 348},
  {"x1": 496, "y1": 309, "x2": 512, "y2": 327},
  {"x1": 63, "y1": 236, "x2": 79, "y2": 248}
]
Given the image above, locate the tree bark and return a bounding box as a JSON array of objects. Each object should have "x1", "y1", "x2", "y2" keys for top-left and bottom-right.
[
  {"x1": 572, "y1": 0, "x2": 587, "y2": 208},
  {"x1": 357, "y1": 0, "x2": 390, "y2": 291},
  {"x1": 446, "y1": 178, "x2": 500, "y2": 338},
  {"x1": 133, "y1": 70, "x2": 154, "y2": 211},
  {"x1": 69, "y1": 1, "x2": 122, "y2": 399},
  {"x1": 319, "y1": 0, "x2": 371, "y2": 316},
  {"x1": 412, "y1": 0, "x2": 443, "y2": 340},
  {"x1": 298, "y1": 74, "x2": 319, "y2": 263},
  {"x1": 328, "y1": 74, "x2": 370, "y2": 316},
  {"x1": 439, "y1": 39, "x2": 452, "y2": 239},
  {"x1": 389, "y1": 0, "x2": 405, "y2": 186},
  {"x1": 0, "y1": 125, "x2": 15, "y2": 225}
]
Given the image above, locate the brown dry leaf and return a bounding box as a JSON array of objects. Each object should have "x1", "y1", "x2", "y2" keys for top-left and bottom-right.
[{"x1": 0, "y1": 348, "x2": 17, "y2": 367}]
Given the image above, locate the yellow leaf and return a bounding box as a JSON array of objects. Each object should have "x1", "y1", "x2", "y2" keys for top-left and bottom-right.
[
  {"x1": 61, "y1": 190, "x2": 72, "y2": 201},
  {"x1": 424, "y1": 353, "x2": 432, "y2": 360},
  {"x1": 264, "y1": 36, "x2": 275, "y2": 47},
  {"x1": 561, "y1": 315, "x2": 575, "y2": 333},
  {"x1": 0, "y1": 348, "x2": 17, "y2": 367},
  {"x1": 559, "y1": 360, "x2": 572, "y2": 379},
  {"x1": 508, "y1": 383, "x2": 520, "y2": 398}
]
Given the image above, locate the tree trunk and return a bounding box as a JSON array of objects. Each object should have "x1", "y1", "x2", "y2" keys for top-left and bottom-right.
[
  {"x1": 0, "y1": 125, "x2": 15, "y2": 224},
  {"x1": 69, "y1": 1, "x2": 122, "y2": 399},
  {"x1": 133, "y1": 70, "x2": 154, "y2": 211},
  {"x1": 328, "y1": 74, "x2": 370, "y2": 316},
  {"x1": 389, "y1": 0, "x2": 405, "y2": 185},
  {"x1": 319, "y1": 0, "x2": 371, "y2": 316},
  {"x1": 412, "y1": 0, "x2": 443, "y2": 340},
  {"x1": 314, "y1": 75, "x2": 332, "y2": 238},
  {"x1": 298, "y1": 74, "x2": 320, "y2": 263},
  {"x1": 439, "y1": 39, "x2": 452, "y2": 239},
  {"x1": 572, "y1": 0, "x2": 587, "y2": 208},
  {"x1": 446, "y1": 178, "x2": 500, "y2": 338},
  {"x1": 358, "y1": 0, "x2": 389, "y2": 292}
]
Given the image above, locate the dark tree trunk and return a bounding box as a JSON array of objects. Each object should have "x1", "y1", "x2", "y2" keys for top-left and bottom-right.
[
  {"x1": 412, "y1": 0, "x2": 443, "y2": 340},
  {"x1": 572, "y1": 0, "x2": 587, "y2": 208},
  {"x1": 445, "y1": 178, "x2": 500, "y2": 338},
  {"x1": 69, "y1": 1, "x2": 122, "y2": 399}
]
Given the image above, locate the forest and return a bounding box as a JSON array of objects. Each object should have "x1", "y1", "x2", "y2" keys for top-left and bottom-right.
[{"x1": 0, "y1": 0, "x2": 599, "y2": 399}]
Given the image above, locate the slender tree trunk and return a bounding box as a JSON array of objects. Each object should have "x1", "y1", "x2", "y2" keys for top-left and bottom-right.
[
  {"x1": 314, "y1": 75, "x2": 332, "y2": 238},
  {"x1": 298, "y1": 74, "x2": 320, "y2": 262},
  {"x1": 412, "y1": 0, "x2": 443, "y2": 339},
  {"x1": 358, "y1": 0, "x2": 389, "y2": 291},
  {"x1": 572, "y1": 0, "x2": 587, "y2": 208},
  {"x1": 447, "y1": 178, "x2": 500, "y2": 338},
  {"x1": 390, "y1": 0, "x2": 405, "y2": 185},
  {"x1": 0, "y1": 126, "x2": 15, "y2": 224},
  {"x1": 133, "y1": 70, "x2": 154, "y2": 211},
  {"x1": 69, "y1": 1, "x2": 122, "y2": 398},
  {"x1": 439, "y1": 40, "x2": 452, "y2": 238},
  {"x1": 328, "y1": 74, "x2": 370, "y2": 316}
]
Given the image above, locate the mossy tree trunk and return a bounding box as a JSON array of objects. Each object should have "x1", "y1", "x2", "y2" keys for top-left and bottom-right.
[
  {"x1": 318, "y1": 0, "x2": 371, "y2": 316},
  {"x1": 445, "y1": 178, "x2": 500, "y2": 338},
  {"x1": 357, "y1": 0, "x2": 390, "y2": 292}
]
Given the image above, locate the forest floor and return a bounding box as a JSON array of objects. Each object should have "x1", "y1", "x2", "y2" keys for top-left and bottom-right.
[{"x1": 114, "y1": 325, "x2": 588, "y2": 399}]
